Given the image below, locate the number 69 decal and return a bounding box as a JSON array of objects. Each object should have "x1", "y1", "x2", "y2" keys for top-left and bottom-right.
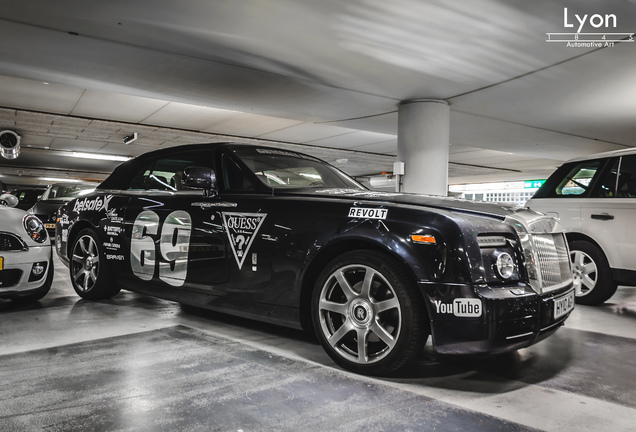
[{"x1": 130, "y1": 210, "x2": 192, "y2": 286}]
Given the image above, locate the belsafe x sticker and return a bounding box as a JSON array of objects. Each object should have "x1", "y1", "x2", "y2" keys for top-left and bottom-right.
[{"x1": 222, "y1": 212, "x2": 267, "y2": 269}]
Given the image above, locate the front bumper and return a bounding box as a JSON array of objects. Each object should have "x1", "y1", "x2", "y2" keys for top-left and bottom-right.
[
  {"x1": 422, "y1": 282, "x2": 575, "y2": 355},
  {"x1": 0, "y1": 243, "x2": 53, "y2": 297}
]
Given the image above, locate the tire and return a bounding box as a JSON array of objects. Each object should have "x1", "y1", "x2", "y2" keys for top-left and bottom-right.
[
  {"x1": 11, "y1": 258, "x2": 54, "y2": 303},
  {"x1": 311, "y1": 250, "x2": 428, "y2": 376},
  {"x1": 69, "y1": 229, "x2": 120, "y2": 300},
  {"x1": 570, "y1": 240, "x2": 617, "y2": 306}
]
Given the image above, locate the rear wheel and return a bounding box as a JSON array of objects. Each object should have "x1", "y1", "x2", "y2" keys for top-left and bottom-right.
[
  {"x1": 311, "y1": 250, "x2": 428, "y2": 375},
  {"x1": 70, "y1": 229, "x2": 120, "y2": 300},
  {"x1": 570, "y1": 240, "x2": 617, "y2": 305}
]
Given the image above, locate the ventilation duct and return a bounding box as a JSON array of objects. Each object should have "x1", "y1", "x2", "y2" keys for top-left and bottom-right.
[{"x1": 0, "y1": 130, "x2": 20, "y2": 159}]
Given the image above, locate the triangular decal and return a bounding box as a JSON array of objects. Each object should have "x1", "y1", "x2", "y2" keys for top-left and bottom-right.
[{"x1": 222, "y1": 212, "x2": 267, "y2": 269}]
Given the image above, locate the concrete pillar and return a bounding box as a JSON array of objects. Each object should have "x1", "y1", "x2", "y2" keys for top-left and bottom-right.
[{"x1": 397, "y1": 100, "x2": 450, "y2": 196}]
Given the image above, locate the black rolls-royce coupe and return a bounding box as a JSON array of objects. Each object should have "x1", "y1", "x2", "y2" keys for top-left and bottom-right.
[{"x1": 56, "y1": 143, "x2": 574, "y2": 375}]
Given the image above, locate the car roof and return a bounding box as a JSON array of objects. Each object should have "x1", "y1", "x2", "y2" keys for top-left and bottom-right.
[{"x1": 566, "y1": 147, "x2": 636, "y2": 163}]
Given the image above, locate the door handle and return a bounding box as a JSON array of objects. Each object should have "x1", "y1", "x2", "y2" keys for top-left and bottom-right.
[
  {"x1": 591, "y1": 213, "x2": 614, "y2": 221},
  {"x1": 192, "y1": 201, "x2": 237, "y2": 209}
]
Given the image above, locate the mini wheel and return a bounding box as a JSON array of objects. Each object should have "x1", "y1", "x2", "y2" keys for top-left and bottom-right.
[
  {"x1": 311, "y1": 250, "x2": 428, "y2": 375},
  {"x1": 70, "y1": 228, "x2": 120, "y2": 300}
]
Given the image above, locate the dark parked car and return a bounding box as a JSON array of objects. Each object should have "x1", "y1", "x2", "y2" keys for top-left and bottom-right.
[
  {"x1": 10, "y1": 187, "x2": 47, "y2": 210},
  {"x1": 55, "y1": 143, "x2": 574, "y2": 375},
  {"x1": 30, "y1": 182, "x2": 95, "y2": 235}
]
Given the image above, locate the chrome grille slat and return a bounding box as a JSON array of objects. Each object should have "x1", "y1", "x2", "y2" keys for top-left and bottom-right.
[{"x1": 530, "y1": 233, "x2": 571, "y2": 293}]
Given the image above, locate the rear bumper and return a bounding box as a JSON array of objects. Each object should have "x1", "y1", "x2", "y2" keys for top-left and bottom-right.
[{"x1": 422, "y1": 282, "x2": 575, "y2": 355}]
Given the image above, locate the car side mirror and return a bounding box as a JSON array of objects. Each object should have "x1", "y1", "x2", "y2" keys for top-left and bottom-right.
[
  {"x1": 183, "y1": 166, "x2": 217, "y2": 198},
  {"x1": 0, "y1": 193, "x2": 18, "y2": 208}
]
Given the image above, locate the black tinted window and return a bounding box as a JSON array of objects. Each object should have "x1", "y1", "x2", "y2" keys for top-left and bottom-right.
[
  {"x1": 535, "y1": 160, "x2": 604, "y2": 198},
  {"x1": 222, "y1": 155, "x2": 255, "y2": 192},
  {"x1": 127, "y1": 150, "x2": 213, "y2": 191},
  {"x1": 617, "y1": 155, "x2": 636, "y2": 198},
  {"x1": 591, "y1": 159, "x2": 619, "y2": 198},
  {"x1": 233, "y1": 148, "x2": 364, "y2": 190}
]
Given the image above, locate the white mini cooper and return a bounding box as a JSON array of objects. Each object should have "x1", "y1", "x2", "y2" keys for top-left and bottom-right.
[{"x1": 0, "y1": 193, "x2": 53, "y2": 302}]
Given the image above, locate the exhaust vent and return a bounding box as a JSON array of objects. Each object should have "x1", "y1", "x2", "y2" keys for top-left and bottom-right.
[{"x1": 0, "y1": 130, "x2": 20, "y2": 159}]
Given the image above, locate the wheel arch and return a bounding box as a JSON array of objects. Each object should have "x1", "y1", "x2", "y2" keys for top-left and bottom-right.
[
  {"x1": 298, "y1": 237, "x2": 425, "y2": 332},
  {"x1": 66, "y1": 220, "x2": 99, "y2": 260},
  {"x1": 565, "y1": 232, "x2": 608, "y2": 260}
]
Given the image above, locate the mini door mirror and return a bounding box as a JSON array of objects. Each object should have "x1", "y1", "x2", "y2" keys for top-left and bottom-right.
[
  {"x1": 183, "y1": 166, "x2": 217, "y2": 197},
  {"x1": 0, "y1": 193, "x2": 18, "y2": 208}
]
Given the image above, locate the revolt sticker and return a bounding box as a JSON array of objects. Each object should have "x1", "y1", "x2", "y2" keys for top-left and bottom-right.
[
  {"x1": 348, "y1": 207, "x2": 388, "y2": 220},
  {"x1": 222, "y1": 212, "x2": 267, "y2": 270}
]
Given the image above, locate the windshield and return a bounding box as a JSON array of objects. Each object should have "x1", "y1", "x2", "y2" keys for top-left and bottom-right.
[
  {"x1": 234, "y1": 148, "x2": 365, "y2": 190},
  {"x1": 41, "y1": 183, "x2": 95, "y2": 201}
]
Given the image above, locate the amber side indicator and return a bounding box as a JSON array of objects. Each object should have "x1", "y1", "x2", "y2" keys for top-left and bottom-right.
[{"x1": 411, "y1": 234, "x2": 436, "y2": 244}]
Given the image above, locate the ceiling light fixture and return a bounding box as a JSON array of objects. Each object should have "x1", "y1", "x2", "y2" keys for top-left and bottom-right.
[
  {"x1": 38, "y1": 177, "x2": 83, "y2": 183},
  {"x1": 69, "y1": 152, "x2": 131, "y2": 162},
  {"x1": 123, "y1": 133, "x2": 138, "y2": 144},
  {"x1": 0, "y1": 130, "x2": 21, "y2": 159}
]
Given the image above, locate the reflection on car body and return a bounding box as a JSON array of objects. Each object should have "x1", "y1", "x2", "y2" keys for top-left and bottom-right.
[{"x1": 56, "y1": 143, "x2": 574, "y2": 375}]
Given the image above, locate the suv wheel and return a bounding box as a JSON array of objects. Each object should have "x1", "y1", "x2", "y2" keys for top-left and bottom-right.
[{"x1": 570, "y1": 240, "x2": 617, "y2": 305}]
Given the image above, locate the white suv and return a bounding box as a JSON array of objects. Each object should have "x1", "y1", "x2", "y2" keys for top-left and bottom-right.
[{"x1": 527, "y1": 148, "x2": 636, "y2": 305}]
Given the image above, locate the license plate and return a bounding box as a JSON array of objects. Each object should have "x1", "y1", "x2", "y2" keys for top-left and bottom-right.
[
  {"x1": 45, "y1": 223, "x2": 56, "y2": 229},
  {"x1": 0, "y1": 256, "x2": 3, "y2": 270},
  {"x1": 554, "y1": 291, "x2": 575, "y2": 319}
]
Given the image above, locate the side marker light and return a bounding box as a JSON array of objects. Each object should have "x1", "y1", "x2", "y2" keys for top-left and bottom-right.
[{"x1": 411, "y1": 234, "x2": 436, "y2": 244}]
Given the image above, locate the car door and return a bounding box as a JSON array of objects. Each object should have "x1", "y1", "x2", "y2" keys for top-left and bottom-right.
[
  {"x1": 582, "y1": 155, "x2": 636, "y2": 273},
  {"x1": 209, "y1": 151, "x2": 276, "y2": 301},
  {"x1": 121, "y1": 149, "x2": 231, "y2": 294}
]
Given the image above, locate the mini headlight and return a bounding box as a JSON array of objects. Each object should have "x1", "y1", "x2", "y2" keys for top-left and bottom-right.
[
  {"x1": 495, "y1": 252, "x2": 515, "y2": 279},
  {"x1": 23, "y1": 214, "x2": 48, "y2": 243}
]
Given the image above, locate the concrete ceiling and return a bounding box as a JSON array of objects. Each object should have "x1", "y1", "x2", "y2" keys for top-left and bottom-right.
[{"x1": 0, "y1": 0, "x2": 635, "y2": 187}]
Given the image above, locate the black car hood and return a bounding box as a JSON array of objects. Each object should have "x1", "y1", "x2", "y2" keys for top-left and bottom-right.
[{"x1": 304, "y1": 188, "x2": 522, "y2": 220}]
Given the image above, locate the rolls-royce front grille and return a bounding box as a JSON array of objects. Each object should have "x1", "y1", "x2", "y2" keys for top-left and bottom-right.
[{"x1": 530, "y1": 233, "x2": 571, "y2": 293}]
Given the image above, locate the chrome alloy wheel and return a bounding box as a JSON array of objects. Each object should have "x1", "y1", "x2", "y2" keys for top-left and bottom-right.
[
  {"x1": 317, "y1": 264, "x2": 402, "y2": 365},
  {"x1": 571, "y1": 249, "x2": 598, "y2": 297},
  {"x1": 71, "y1": 234, "x2": 101, "y2": 292}
]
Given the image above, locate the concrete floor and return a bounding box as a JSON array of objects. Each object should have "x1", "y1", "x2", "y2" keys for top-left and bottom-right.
[{"x1": 1, "y1": 255, "x2": 636, "y2": 432}]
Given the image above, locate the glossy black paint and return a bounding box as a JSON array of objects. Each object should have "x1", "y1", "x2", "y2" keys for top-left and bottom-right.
[{"x1": 55, "y1": 143, "x2": 573, "y2": 355}]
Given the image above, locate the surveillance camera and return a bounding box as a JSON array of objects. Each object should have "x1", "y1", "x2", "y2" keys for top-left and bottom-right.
[{"x1": 123, "y1": 133, "x2": 138, "y2": 144}]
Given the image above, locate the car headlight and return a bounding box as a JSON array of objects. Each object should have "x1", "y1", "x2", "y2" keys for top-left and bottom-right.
[
  {"x1": 477, "y1": 235, "x2": 520, "y2": 283},
  {"x1": 23, "y1": 214, "x2": 48, "y2": 243},
  {"x1": 495, "y1": 252, "x2": 515, "y2": 279}
]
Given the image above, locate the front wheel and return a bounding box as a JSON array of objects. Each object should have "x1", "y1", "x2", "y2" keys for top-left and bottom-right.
[
  {"x1": 570, "y1": 240, "x2": 617, "y2": 305},
  {"x1": 311, "y1": 250, "x2": 428, "y2": 376},
  {"x1": 69, "y1": 229, "x2": 120, "y2": 300}
]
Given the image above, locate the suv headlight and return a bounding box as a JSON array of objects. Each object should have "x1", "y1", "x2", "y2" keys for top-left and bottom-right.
[
  {"x1": 23, "y1": 214, "x2": 48, "y2": 243},
  {"x1": 478, "y1": 235, "x2": 521, "y2": 283}
]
